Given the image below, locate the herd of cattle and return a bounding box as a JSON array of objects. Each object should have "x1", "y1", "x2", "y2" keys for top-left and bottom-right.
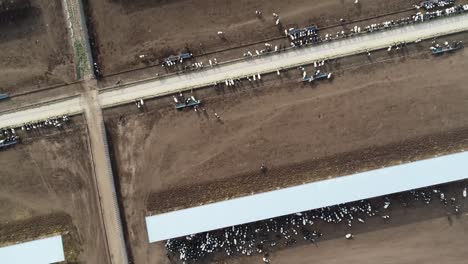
[
  {"x1": 159, "y1": 1, "x2": 468, "y2": 82},
  {"x1": 165, "y1": 184, "x2": 467, "y2": 263},
  {"x1": 0, "y1": 115, "x2": 71, "y2": 150}
]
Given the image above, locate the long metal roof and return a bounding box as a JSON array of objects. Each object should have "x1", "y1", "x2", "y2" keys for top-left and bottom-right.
[
  {"x1": 0, "y1": 235, "x2": 65, "y2": 264},
  {"x1": 146, "y1": 151, "x2": 468, "y2": 242}
]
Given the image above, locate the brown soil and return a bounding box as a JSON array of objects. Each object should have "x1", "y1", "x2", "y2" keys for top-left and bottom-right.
[
  {"x1": 0, "y1": 0, "x2": 75, "y2": 94},
  {"x1": 0, "y1": 122, "x2": 109, "y2": 263},
  {"x1": 84, "y1": 0, "x2": 420, "y2": 75},
  {"x1": 148, "y1": 128, "x2": 468, "y2": 213},
  {"x1": 105, "y1": 38, "x2": 468, "y2": 263}
]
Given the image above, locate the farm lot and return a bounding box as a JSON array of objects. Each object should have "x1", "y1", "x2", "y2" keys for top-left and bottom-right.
[
  {"x1": 0, "y1": 0, "x2": 75, "y2": 95},
  {"x1": 104, "y1": 37, "x2": 468, "y2": 263},
  {"x1": 120, "y1": 181, "x2": 468, "y2": 264},
  {"x1": 0, "y1": 119, "x2": 109, "y2": 263},
  {"x1": 85, "y1": 0, "x2": 421, "y2": 75},
  {"x1": 221, "y1": 180, "x2": 468, "y2": 264}
]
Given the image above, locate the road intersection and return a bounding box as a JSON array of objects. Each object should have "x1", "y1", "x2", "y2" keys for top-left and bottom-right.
[{"x1": 2, "y1": 13, "x2": 468, "y2": 128}]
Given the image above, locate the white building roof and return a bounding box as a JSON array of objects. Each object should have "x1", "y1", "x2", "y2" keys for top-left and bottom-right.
[
  {"x1": 0, "y1": 235, "x2": 65, "y2": 264},
  {"x1": 146, "y1": 151, "x2": 468, "y2": 242}
]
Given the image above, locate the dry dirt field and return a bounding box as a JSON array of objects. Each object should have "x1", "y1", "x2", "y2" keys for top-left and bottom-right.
[
  {"x1": 85, "y1": 0, "x2": 420, "y2": 75},
  {"x1": 0, "y1": 0, "x2": 75, "y2": 95},
  {"x1": 0, "y1": 120, "x2": 109, "y2": 263},
  {"x1": 105, "y1": 36, "x2": 468, "y2": 262}
]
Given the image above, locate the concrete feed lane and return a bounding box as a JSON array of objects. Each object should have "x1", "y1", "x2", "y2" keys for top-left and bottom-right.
[
  {"x1": 1, "y1": 13, "x2": 468, "y2": 128},
  {"x1": 0, "y1": 97, "x2": 82, "y2": 128},
  {"x1": 98, "y1": 13, "x2": 468, "y2": 107}
]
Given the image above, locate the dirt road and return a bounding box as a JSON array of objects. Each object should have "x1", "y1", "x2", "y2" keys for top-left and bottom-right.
[{"x1": 82, "y1": 82, "x2": 128, "y2": 264}]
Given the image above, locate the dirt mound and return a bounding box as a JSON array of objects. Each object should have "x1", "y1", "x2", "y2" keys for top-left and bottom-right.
[
  {"x1": 0, "y1": 212, "x2": 82, "y2": 262},
  {"x1": 147, "y1": 127, "x2": 468, "y2": 213}
]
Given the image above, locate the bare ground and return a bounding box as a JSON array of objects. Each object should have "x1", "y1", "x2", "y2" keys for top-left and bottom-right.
[
  {"x1": 0, "y1": 0, "x2": 75, "y2": 94},
  {"x1": 0, "y1": 121, "x2": 109, "y2": 263}
]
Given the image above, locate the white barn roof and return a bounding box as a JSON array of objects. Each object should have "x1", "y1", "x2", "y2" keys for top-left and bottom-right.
[
  {"x1": 146, "y1": 151, "x2": 468, "y2": 242},
  {"x1": 0, "y1": 235, "x2": 65, "y2": 264}
]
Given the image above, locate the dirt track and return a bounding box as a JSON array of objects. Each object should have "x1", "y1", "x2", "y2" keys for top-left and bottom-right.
[
  {"x1": 83, "y1": 83, "x2": 128, "y2": 264},
  {"x1": 0, "y1": 122, "x2": 109, "y2": 263},
  {"x1": 105, "y1": 37, "x2": 468, "y2": 263},
  {"x1": 85, "y1": 0, "x2": 420, "y2": 75},
  {"x1": 0, "y1": 0, "x2": 75, "y2": 94}
]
